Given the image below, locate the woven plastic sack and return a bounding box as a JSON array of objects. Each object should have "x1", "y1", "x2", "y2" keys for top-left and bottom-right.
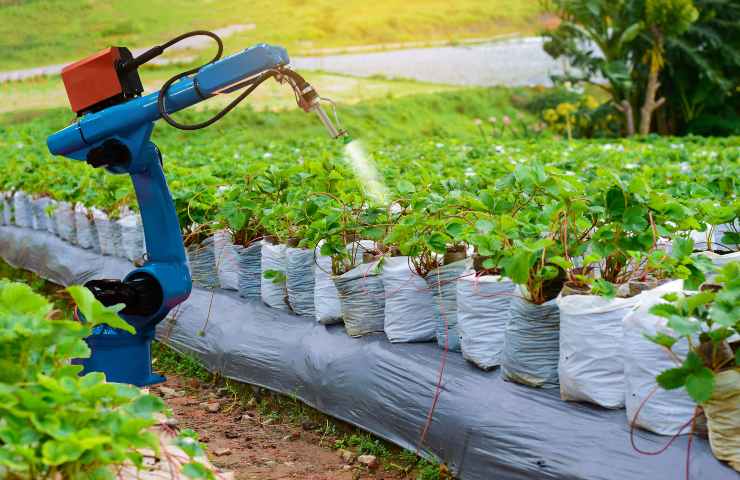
[
  {"x1": 425, "y1": 258, "x2": 471, "y2": 352},
  {"x1": 31, "y1": 197, "x2": 53, "y2": 232},
  {"x1": 261, "y1": 242, "x2": 289, "y2": 311},
  {"x1": 237, "y1": 241, "x2": 262, "y2": 300},
  {"x1": 334, "y1": 261, "x2": 385, "y2": 337},
  {"x1": 187, "y1": 236, "x2": 219, "y2": 288},
  {"x1": 286, "y1": 247, "x2": 316, "y2": 317},
  {"x1": 501, "y1": 288, "x2": 560, "y2": 388},
  {"x1": 457, "y1": 274, "x2": 514, "y2": 370},
  {"x1": 381, "y1": 256, "x2": 436, "y2": 343},
  {"x1": 118, "y1": 213, "x2": 145, "y2": 262},
  {"x1": 2, "y1": 193, "x2": 11, "y2": 226},
  {"x1": 53, "y1": 201, "x2": 77, "y2": 244},
  {"x1": 12, "y1": 191, "x2": 33, "y2": 229},
  {"x1": 557, "y1": 292, "x2": 641, "y2": 408},
  {"x1": 703, "y1": 370, "x2": 740, "y2": 471},
  {"x1": 213, "y1": 230, "x2": 239, "y2": 291},
  {"x1": 314, "y1": 250, "x2": 342, "y2": 325},
  {"x1": 91, "y1": 208, "x2": 120, "y2": 257},
  {"x1": 623, "y1": 280, "x2": 696, "y2": 436},
  {"x1": 74, "y1": 203, "x2": 98, "y2": 251}
]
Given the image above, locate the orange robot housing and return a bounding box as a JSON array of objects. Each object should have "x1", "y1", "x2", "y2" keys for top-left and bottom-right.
[{"x1": 61, "y1": 47, "x2": 143, "y2": 115}]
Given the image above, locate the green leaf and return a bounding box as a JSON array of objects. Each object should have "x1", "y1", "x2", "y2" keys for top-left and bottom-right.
[
  {"x1": 685, "y1": 292, "x2": 714, "y2": 315},
  {"x1": 397, "y1": 180, "x2": 416, "y2": 195},
  {"x1": 0, "y1": 282, "x2": 52, "y2": 316},
  {"x1": 182, "y1": 461, "x2": 215, "y2": 479},
  {"x1": 501, "y1": 251, "x2": 532, "y2": 285},
  {"x1": 445, "y1": 221, "x2": 465, "y2": 238},
  {"x1": 685, "y1": 367, "x2": 715, "y2": 404},
  {"x1": 656, "y1": 367, "x2": 689, "y2": 390},
  {"x1": 682, "y1": 351, "x2": 703, "y2": 373},
  {"x1": 667, "y1": 315, "x2": 701, "y2": 336},
  {"x1": 644, "y1": 332, "x2": 678, "y2": 349},
  {"x1": 622, "y1": 205, "x2": 648, "y2": 232},
  {"x1": 426, "y1": 232, "x2": 448, "y2": 254},
  {"x1": 735, "y1": 348, "x2": 740, "y2": 367},
  {"x1": 649, "y1": 303, "x2": 679, "y2": 319},
  {"x1": 129, "y1": 394, "x2": 165, "y2": 417},
  {"x1": 482, "y1": 258, "x2": 496, "y2": 269},
  {"x1": 619, "y1": 22, "x2": 643, "y2": 47},
  {"x1": 548, "y1": 256, "x2": 572, "y2": 271},
  {"x1": 671, "y1": 237, "x2": 694, "y2": 260},
  {"x1": 42, "y1": 439, "x2": 83, "y2": 465},
  {"x1": 475, "y1": 219, "x2": 494, "y2": 234},
  {"x1": 67, "y1": 285, "x2": 135, "y2": 335}
]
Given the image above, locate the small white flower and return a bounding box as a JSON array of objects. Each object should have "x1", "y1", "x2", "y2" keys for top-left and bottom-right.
[{"x1": 263, "y1": 152, "x2": 273, "y2": 158}]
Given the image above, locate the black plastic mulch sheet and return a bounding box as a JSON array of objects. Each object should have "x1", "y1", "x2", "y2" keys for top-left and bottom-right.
[{"x1": 0, "y1": 225, "x2": 736, "y2": 480}]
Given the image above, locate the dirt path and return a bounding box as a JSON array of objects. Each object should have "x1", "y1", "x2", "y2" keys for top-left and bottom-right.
[{"x1": 152, "y1": 374, "x2": 407, "y2": 480}]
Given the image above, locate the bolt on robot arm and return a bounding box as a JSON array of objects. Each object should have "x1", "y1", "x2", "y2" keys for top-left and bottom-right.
[{"x1": 47, "y1": 36, "x2": 345, "y2": 386}]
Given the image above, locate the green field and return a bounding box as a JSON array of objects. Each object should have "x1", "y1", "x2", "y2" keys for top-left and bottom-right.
[{"x1": 0, "y1": 0, "x2": 541, "y2": 71}]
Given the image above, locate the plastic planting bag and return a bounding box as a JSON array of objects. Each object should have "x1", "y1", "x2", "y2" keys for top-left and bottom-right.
[
  {"x1": 261, "y1": 242, "x2": 290, "y2": 311},
  {"x1": 187, "y1": 236, "x2": 219, "y2": 288},
  {"x1": 213, "y1": 230, "x2": 240, "y2": 291},
  {"x1": 31, "y1": 197, "x2": 53, "y2": 232},
  {"x1": 501, "y1": 288, "x2": 560, "y2": 388},
  {"x1": 74, "y1": 203, "x2": 99, "y2": 251},
  {"x1": 557, "y1": 292, "x2": 642, "y2": 408},
  {"x1": 91, "y1": 208, "x2": 121, "y2": 257},
  {"x1": 12, "y1": 191, "x2": 33, "y2": 229},
  {"x1": 623, "y1": 280, "x2": 696, "y2": 436},
  {"x1": 425, "y1": 258, "x2": 471, "y2": 352},
  {"x1": 237, "y1": 241, "x2": 262, "y2": 300},
  {"x1": 334, "y1": 261, "x2": 385, "y2": 337},
  {"x1": 457, "y1": 274, "x2": 515, "y2": 370},
  {"x1": 314, "y1": 250, "x2": 342, "y2": 325},
  {"x1": 381, "y1": 256, "x2": 436, "y2": 343},
  {"x1": 286, "y1": 247, "x2": 316, "y2": 317},
  {"x1": 703, "y1": 370, "x2": 740, "y2": 471},
  {"x1": 118, "y1": 213, "x2": 145, "y2": 262},
  {"x1": 53, "y1": 201, "x2": 77, "y2": 244}
]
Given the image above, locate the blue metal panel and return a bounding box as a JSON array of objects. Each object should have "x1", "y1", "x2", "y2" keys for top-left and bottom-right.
[{"x1": 196, "y1": 43, "x2": 289, "y2": 93}]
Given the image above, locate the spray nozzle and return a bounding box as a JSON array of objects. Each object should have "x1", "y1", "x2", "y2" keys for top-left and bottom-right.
[
  {"x1": 276, "y1": 67, "x2": 348, "y2": 140},
  {"x1": 309, "y1": 99, "x2": 348, "y2": 140}
]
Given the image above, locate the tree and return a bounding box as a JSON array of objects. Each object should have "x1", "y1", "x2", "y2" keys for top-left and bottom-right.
[
  {"x1": 639, "y1": 0, "x2": 698, "y2": 135},
  {"x1": 542, "y1": 0, "x2": 701, "y2": 136}
]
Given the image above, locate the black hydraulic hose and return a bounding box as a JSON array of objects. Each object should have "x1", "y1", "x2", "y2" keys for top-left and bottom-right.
[
  {"x1": 158, "y1": 69, "x2": 277, "y2": 130},
  {"x1": 121, "y1": 30, "x2": 223, "y2": 73}
]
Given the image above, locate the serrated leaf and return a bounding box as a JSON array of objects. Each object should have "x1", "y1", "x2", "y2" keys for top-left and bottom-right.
[
  {"x1": 445, "y1": 221, "x2": 465, "y2": 238},
  {"x1": 501, "y1": 251, "x2": 532, "y2": 285},
  {"x1": 475, "y1": 219, "x2": 494, "y2": 234},
  {"x1": 667, "y1": 315, "x2": 701, "y2": 336},
  {"x1": 656, "y1": 367, "x2": 689, "y2": 390},
  {"x1": 42, "y1": 439, "x2": 83, "y2": 465},
  {"x1": 426, "y1": 232, "x2": 448, "y2": 254},
  {"x1": 67, "y1": 285, "x2": 135, "y2": 335},
  {"x1": 644, "y1": 332, "x2": 678, "y2": 349},
  {"x1": 685, "y1": 367, "x2": 714, "y2": 404}
]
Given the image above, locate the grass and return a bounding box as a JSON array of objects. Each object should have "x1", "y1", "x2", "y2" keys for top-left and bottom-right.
[
  {"x1": 0, "y1": 67, "x2": 463, "y2": 117},
  {"x1": 151, "y1": 339, "x2": 449, "y2": 479},
  {"x1": 0, "y1": 0, "x2": 542, "y2": 71},
  {"x1": 2, "y1": 85, "x2": 535, "y2": 148}
]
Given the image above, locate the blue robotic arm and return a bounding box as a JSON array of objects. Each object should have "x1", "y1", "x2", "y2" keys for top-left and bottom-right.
[{"x1": 47, "y1": 41, "x2": 343, "y2": 386}]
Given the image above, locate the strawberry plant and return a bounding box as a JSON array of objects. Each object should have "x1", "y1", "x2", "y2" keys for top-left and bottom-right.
[
  {"x1": 647, "y1": 261, "x2": 740, "y2": 403},
  {"x1": 0, "y1": 281, "x2": 167, "y2": 479}
]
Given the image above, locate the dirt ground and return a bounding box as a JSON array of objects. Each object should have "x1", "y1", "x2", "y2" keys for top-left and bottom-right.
[{"x1": 152, "y1": 374, "x2": 408, "y2": 480}]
